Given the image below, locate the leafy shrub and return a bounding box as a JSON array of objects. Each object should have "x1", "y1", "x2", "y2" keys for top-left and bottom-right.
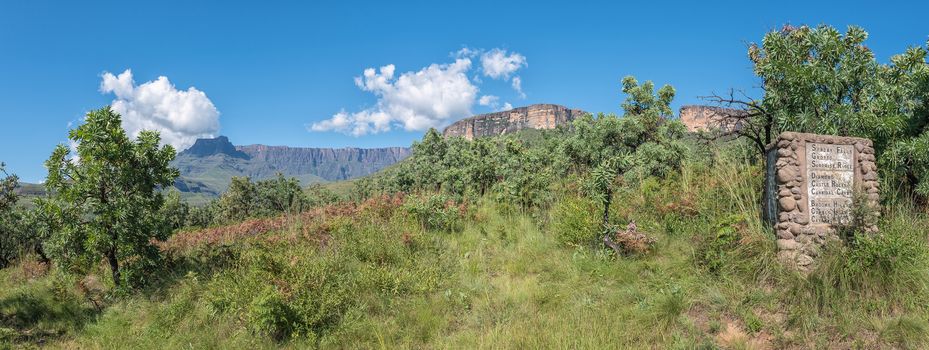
[
  {"x1": 835, "y1": 216, "x2": 929, "y2": 300},
  {"x1": 208, "y1": 247, "x2": 353, "y2": 341},
  {"x1": 847, "y1": 230, "x2": 925, "y2": 278},
  {"x1": 247, "y1": 286, "x2": 297, "y2": 341},
  {"x1": 884, "y1": 132, "x2": 929, "y2": 199},
  {"x1": 404, "y1": 194, "x2": 462, "y2": 232},
  {"x1": 789, "y1": 207, "x2": 929, "y2": 320},
  {"x1": 696, "y1": 214, "x2": 747, "y2": 275},
  {"x1": 160, "y1": 190, "x2": 189, "y2": 232},
  {"x1": 550, "y1": 195, "x2": 599, "y2": 246},
  {"x1": 185, "y1": 203, "x2": 219, "y2": 229},
  {"x1": 0, "y1": 163, "x2": 37, "y2": 269}
]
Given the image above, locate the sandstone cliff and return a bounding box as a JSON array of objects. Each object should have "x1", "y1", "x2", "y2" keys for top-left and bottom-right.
[
  {"x1": 443, "y1": 104, "x2": 588, "y2": 140},
  {"x1": 678, "y1": 105, "x2": 747, "y2": 132}
]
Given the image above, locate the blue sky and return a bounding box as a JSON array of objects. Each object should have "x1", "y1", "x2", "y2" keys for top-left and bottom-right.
[{"x1": 2, "y1": 0, "x2": 928, "y2": 182}]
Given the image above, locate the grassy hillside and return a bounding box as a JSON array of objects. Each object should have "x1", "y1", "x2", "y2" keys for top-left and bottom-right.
[
  {"x1": 12, "y1": 183, "x2": 45, "y2": 209},
  {"x1": 172, "y1": 153, "x2": 328, "y2": 198},
  {"x1": 170, "y1": 137, "x2": 411, "y2": 202},
  {"x1": 3, "y1": 154, "x2": 927, "y2": 349}
]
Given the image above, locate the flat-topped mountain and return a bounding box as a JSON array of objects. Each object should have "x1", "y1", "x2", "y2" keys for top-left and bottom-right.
[
  {"x1": 443, "y1": 104, "x2": 588, "y2": 140},
  {"x1": 182, "y1": 136, "x2": 250, "y2": 159},
  {"x1": 172, "y1": 136, "x2": 410, "y2": 199}
]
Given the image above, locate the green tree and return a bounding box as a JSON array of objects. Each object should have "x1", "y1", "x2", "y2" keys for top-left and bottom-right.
[
  {"x1": 584, "y1": 158, "x2": 621, "y2": 229},
  {"x1": 0, "y1": 163, "x2": 22, "y2": 267},
  {"x1": 617, "y1": 77, "x2": 687, "y2": 180},
  {"x1": 305, "y1": 183, "x2": 339, "y2": 207},
  {"x1": 218, "y1": 176, "x2": 258, "y2": 220},
  {"x1": 351, "y1": 176, "x2": 375, "y2": 202},
  {"x1": 467, "y1": 138, "x2": 499, "y2": 196},
  {"x1": 885, "y1": 131, "x2": 929, "y2": 198},
  {"x1": 563, "y1": 76, "x2": 686, "y2": 241},
  {"x1": 882, "y1": 46, "x2": 929, "y2": 198},
  {"x1": 410, "y1": 128, "x2": 448, "y2": 191},
  {"x1": 43, "y1": 106, "x2": 179, "y2": 287},
  {"x1": 255, "y1": 174, "x2": 307, "y2": 214},
  {"x1": 709, "y1": 26, "x2": 926, "y2": 150},
  {"x1": 21, "y1": 198, "x2": 58, "y2": 264},
  {"x1": 0, "y1": 163, "x2": 16, "y2": 211},
  {"x1": 492, "y1": 138, "x2": 554, "y2": 212},
  {"x1": 708, "y1": 24, "x2": 929, "y2": 199},
  {"x1": 160, "y1": 190, "x2": 190, "y2": 231},
  {"x1": 561, "y1": 77, "x2": 683, "y2": 175},
  {"x1": 186, "y1": 202, "x2": 219, "y2": 229},
  {"x1": 440, "y1": 137, "x2": 477, "y2": 196}
]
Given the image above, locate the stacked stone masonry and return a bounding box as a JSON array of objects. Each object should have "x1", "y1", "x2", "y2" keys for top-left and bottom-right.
[{"x1": 764, "y1": 132, "x2": 880, "y2": 270}]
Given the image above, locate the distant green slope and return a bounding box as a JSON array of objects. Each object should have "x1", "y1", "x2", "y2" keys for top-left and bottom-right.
[
  {"x1": 171, "y1": 136, "x2": 411, "y2": 201},
  {"x1": 172, "y1": 153, "x2": 328, "y2": 196},
  {"x1": 13, "y1": 182, "x2": 45, "y2": 209}
]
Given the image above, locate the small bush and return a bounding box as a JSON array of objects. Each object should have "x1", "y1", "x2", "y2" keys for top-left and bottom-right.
[
  {"x1": 695, "y1": 214, "x2": 746, "y2": 275},
  {"x1": 208, "y1": 246, "x2": 353, "y2": 341},
  {"x1": 846, "y1": 230, "x2": 927, "y2": 285},
  {"x1": 608, "y1": 221, "x2": 657, "y2": 255},
  {"x1": 652, "y1": 283, "x2": 686, "y2": 326},
  {"x1": 247, "y1": 286, "x2": 297, "y2": 341},
  {"x1": 550, "y1": 195, "x2": 599, "y2": 246},
  {"x1": 802, "y1": 223, "x2": 929, "y2": 308},
  {"x1": 404, "y1": 194, "x2": 462, "y2": 232}
]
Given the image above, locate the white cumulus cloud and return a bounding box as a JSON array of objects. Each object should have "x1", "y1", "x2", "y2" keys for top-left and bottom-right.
[
  {"x1": 480, "y1": 48, "x2": 527, "y2": 80},
  {"x1": 454, "y1": 47, "x2": 479, "y2": 59},
  {"x1": 511, "y1": 76, "x2": 525, "y2": 98},
  {"x1": 311, "y1": 59, "x2": 478, "y2": 136},
  {"x1": 478, "y1": 95, "x2": 499, "y2": 106},
  {"x1": 100, "y1": 69, "x2": 220, "y2": 151},
  {"x1": 477, "y1": 95, "x2": 513, "y2": 112}
]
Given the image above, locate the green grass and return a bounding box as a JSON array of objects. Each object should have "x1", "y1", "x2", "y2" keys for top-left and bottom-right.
[
  {"x1": 2, "y1": 159, "x2": 929, "y2": 349},
  {"x1": 320, "y1": 179, "x2": 357, "y2": 200}
]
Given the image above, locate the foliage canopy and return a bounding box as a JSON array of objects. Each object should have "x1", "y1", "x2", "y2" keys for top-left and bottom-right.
[{"x1": 43, "y1": 106, "x2": 179, "y2": 287}]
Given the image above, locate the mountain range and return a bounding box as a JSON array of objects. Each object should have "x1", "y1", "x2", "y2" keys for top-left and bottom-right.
[{"x1": 171, "y1": 136, "x2": 410, "y2": 200}]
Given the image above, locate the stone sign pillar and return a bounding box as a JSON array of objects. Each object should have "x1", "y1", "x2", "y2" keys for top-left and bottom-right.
[{"x1": 763, "y1": 132, "x2": 880, "y2": 269}]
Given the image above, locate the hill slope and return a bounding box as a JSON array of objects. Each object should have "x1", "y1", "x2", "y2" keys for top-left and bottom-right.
[{"x1": 6, "y1": 157, "x2": 928, "y2": 348}]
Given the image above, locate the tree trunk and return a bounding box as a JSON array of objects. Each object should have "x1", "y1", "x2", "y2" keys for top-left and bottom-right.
[
  {"x1": 34, "y1": 243, "x2": 49, "y2": 264},
  {"x1": 106, "y1": 247, "x2": 120, "y2": 286},
  {"x1": 598, "y1": 188, "x2": 613, "y2": 249},
  {"x1": 601, "y1": 188, "x2": 612, "y2": 228},
  {"x1": 603, "y1": 233, "x2": 624, "y2": 256}
]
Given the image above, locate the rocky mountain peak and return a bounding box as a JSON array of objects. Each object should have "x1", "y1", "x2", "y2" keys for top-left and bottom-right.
[{"x1": 180, "y1": 136, "x2": 250, "y2": 159}]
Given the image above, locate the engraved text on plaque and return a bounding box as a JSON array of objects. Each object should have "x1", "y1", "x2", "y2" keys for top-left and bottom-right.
[{"x1": 806, "y1": 143, "x2": 854, "y2": 225}]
